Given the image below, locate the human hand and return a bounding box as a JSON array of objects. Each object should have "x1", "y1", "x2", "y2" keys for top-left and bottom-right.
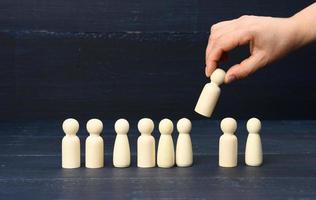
[{"x1": 205, "y1": 15, "x2": 308, "y2": 83}]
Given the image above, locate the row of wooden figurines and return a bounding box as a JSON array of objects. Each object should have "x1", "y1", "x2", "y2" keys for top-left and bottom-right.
[
  {"x1": 61, "y1": 118, "x2": 193, "y2": 168},
  {"x1": 61, "y1": 117, "x2": 262, "y2": 169}
]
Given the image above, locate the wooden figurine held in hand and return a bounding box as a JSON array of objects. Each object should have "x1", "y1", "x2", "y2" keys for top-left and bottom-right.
[
  {"x1": 195, "y1": 68, "x2": 226, "y2": 117},
  {"x1": 62, "y1": 118, "x2": 81, "y2": 169}
]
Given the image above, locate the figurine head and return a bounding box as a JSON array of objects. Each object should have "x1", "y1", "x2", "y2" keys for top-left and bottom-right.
[
  {"x1": 247, "y1": 118, "x2": 261, "y2": 133},
  {"x1": 62, "y1": 118, "x2": 79, "y2": 136},
  {"x1": 220, "y1": 117, "x2": 237, "y2": 134},
  {"x1": 159, "y1": 118, "x2": 174, "y2": 135},
  {"x1": 177, "y1": 118, "x2": 192, "y2": 133},
  {"x1": 86, "y1": 119, "x2": 103, "y2": 135},
  {"x1": 138, "y1": 118, "x2": 154, "y2": 135},
  {"x1": 115, "y1": 118, "x2": 130, "y2": 135},
  {"x1": 210, "y1": 68, "x2": 226, "y2": 85}
]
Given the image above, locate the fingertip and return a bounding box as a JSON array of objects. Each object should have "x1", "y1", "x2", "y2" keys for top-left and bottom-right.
[
  {"x1": 205, "y1": 66, "x2": 210, "y2": 77},
  {"x1": 225, "y1": 65, "x2": 239, "y2": 84},
  {"x1": 225, "y1": 74, "x2": 237, "y2": 84},
  {"x1": 205, "y1": 63, "x2": 217, "y2": 77},
  {"x1": 205, "y1": 65, "x2": 213, "y2": 77}
]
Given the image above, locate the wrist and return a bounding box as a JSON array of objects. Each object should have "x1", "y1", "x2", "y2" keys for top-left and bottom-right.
[{"x1": 290, "y1": 13, "x2": 316, "y2": 47}]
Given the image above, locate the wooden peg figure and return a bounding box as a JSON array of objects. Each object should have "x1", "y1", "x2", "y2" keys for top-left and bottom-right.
[
  {"x1": 245, "y1": 118, "x2": 263, "y2": 166},
  {"x1": 157, "y1": 118, "x2": 175, "y2": 168},
  {"x1": 113, "y1": 119, "x2": 131, "y2": 168},
  {"x1": 62, "y1": 118, "x2": 81, "y2": 169},
  {"x1": 176, "y1": 118, "x2": 193, "y2": 167},
  {"x1": 195, "y1": 68, "x2": 226, "y2": 117},
  {"x1": 85, "y1": 119, "x2": 104, "y2": 168},
  {"x1": 219, "y1": 117, "x2": 238, "y2": 167},
  {"x1": 137, "y1": 118, "x2": 156, "y2": 168}
]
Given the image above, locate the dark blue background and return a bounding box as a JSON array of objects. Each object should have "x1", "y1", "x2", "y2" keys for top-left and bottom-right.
[{"x1": 1, "y1": 0, "x2": 316, "y2": 120}]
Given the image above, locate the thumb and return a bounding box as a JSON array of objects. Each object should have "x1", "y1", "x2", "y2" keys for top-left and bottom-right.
[{"x1": 225, "y1": 53, "x2": 265, "y2": 83}]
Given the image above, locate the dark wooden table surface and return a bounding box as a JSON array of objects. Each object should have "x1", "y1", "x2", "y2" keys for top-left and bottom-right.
[{"x1": 0, "y1": 120, "x2": 316, "y2": 200}]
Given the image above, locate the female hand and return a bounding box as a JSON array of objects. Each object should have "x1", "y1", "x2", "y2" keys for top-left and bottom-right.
[{"x1": 205, "y1": 8, "x2": 316, "y2": 83}]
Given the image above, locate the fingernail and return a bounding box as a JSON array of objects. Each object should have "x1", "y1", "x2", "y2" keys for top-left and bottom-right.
[
  {"x1": 226, "y1": 75, "x2": 237, "y2": 83},
  {"x1": 205, "y1": 66, "x2": 210, "y2": 77}
]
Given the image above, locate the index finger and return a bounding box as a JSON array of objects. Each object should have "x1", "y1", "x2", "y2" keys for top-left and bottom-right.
[{"x1": 206, "y1": 31, "x2": 252, "y2": 76}]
